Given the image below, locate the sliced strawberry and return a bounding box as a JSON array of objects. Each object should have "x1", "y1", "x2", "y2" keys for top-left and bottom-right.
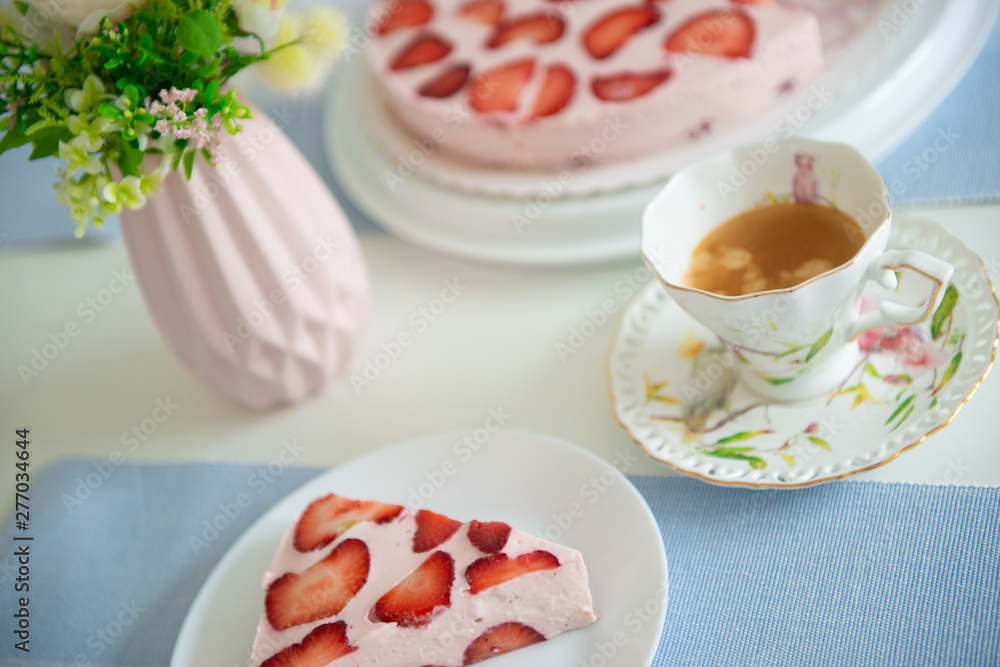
[
  {"x1": 487, "y1": 13, "x2": 565, "y2": 49},
  {"x1": 583, "y1": 6, "x2": 660, "y2": 60},
  {"x1": 463, "y1": 622, "x2": 546, "y2": 664},
  {"x1": 260, "y1": 621, "x2": 357, "y2": 667},
  {"x1": 591, "y1": 69, "x2": 672, "y2": 101},
  {"x1": 459, "y1": 0, "x2": 505, "y2": 26},
  {"x1": 419, "y1": 64, "x2": 472, "y2": 98},
  {"x1": 374, "y1": 0, "x2": 433, "y2": 35},
  {"x1": 664, "y1": 9, "x2": 755, "y2": 59},
  {"x1": 413, "y1": 510, "x2": 464, "y2": 551},
  {"x1": 294, "y1": 494, "x2": 404, "y2": 552},
  {"x1": 374, "y1": 551, "x2": 455, "y2": 627},
  {"x1": 469, "y1": 59, "x2": 535, "y2": 113},
  {"x1": 465, "y1": 550, "x2": 560, "y2": 594},
  {"x1": 390, "y1": 34, "x2": 453, "y2": 70},
  {"x1": 467, "y1": 520, "x2": 511, "y2": 554},
  {"x1": 266, "y1": 538, "x2": 370, "y2": 630},
  {"x1": 530, "y1": 64, "x2": 575, "y2": 119}
]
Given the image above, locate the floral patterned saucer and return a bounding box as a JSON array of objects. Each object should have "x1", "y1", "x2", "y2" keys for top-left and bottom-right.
[{"x1": 608, "y1": 213, "x2": 999, "y2": 487}]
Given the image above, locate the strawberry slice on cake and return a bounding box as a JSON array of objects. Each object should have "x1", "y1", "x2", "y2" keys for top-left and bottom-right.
[{"x1": 251, "y1": 493, "x2": 598, "y2": 667}]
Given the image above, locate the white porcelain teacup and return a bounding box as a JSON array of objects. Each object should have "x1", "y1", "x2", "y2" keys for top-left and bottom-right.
[{"x1": 641, "y1": 137, "x2": 954, "y2": 403}]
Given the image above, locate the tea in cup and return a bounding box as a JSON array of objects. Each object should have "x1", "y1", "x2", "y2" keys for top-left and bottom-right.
[{"x1": 642, "y1": 137, "x2": 954, "y2": 402}]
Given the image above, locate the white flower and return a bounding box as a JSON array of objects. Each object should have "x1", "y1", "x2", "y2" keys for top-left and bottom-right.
[
  {"x1": 64, "y1": 75, "x2": 107, "y2": 113},
  {"x1": 138, "y1": 162, "x2": 170, "y2": 196},
  {"x1": 58, "y1": 139, "x2": 102, "y2": 175},
  {"x1": 102, "y1": 175, "x2": 146, "y2": 210},
  {"x1": 25, "y1": 0, "x2": 135, "y2": 40},
  {"x1": 232, "y1": 0, "x2": 282, "y2": 40},
  {"x1": 67, "y1": 115, "x2": 105, "y2": 152}
]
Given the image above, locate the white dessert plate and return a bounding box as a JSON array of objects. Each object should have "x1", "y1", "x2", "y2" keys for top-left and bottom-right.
[
  {"x1": 608, "y1": 214, "x2": 999, "y2": 487},
  {"x1": 325, "y1": 0, "x2": 998, "y2": 265},
  {"x1": 171, "y1": 430, "x2": 668, "y2": 666}
]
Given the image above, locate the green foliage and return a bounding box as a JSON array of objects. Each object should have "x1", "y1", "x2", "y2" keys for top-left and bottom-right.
[
  {"x1": 0, "y1": 0, "x2": 281, "y2": 234},
  {"x1": 715, "y1": 430, "x2": 772, "y2": 445},
  {"x1": 936, "y1": 350, "x2": 962, "y2": 394},
  {"x1": 697, "y1": 447, "x2": 768, "y2": 470},
  {"x1": 177, "y1": 9, "x2": 223, "y2": 56},
  {"x1": 885, "y1": 394, "x2": 915, "y2": 428},
  {"x1": 27, "y1": 125, "x2": 71, "y2": 159},
  {"x1": 804, "y1": 327, "x2": 833, "y2": 363},
  {"x1": 182, "y1": 148, "x2": 195, "y2": 179},
  {"x1": 931, "y1": 284, "x2": 959, "y2": 340},
  {"x1": 806, "y1": 435, "x2": 830, "y2": 451}
]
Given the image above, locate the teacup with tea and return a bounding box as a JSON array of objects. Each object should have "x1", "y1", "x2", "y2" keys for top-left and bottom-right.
[{"x1": 642, "y1": 138, "x2": 954, "y2": 402}]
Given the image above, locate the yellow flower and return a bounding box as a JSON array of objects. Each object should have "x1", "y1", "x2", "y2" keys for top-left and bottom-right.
[
  {"x1": 255, "y1": 15, "x2": 319, "y2": 90},
  {"x1": 831, "y1": 383, "x2": 880, "y2": 410},
  {"x1": 255, "y1": 10, "x2": 349, "y2": 92},
  {"x1": 678, "y1": 330, "x2": 706, "y2": 360},
  {"x1": 302, "y1": 7, "x2": 348, "y2": 59},
  {"x1": 643, "y1": 373, "x2": 680, "y2": 405},
  {"x1": 271, "y1": 12, "x2": 301, "y2": 46},
  {"x1": 257, "y1": 43, "x2": 319, "y2": 91},
  {"x1": 851, "y1": 384, "x2": 879, "y2": 410}
]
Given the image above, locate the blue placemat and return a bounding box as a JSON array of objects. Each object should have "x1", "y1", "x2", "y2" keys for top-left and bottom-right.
[
  {"x1": 877, "y1": 12, "x2": 1000, "y2": 207},
  {"x1": 0, "y1": 460, "x2": 997, "y2": 667}
]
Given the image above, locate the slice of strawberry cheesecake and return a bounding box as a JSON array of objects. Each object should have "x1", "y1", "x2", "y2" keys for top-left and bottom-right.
[
  {"x1": 363, "y1": 0, "x2": 824, "y2": 169},
  {"x1": 250, "y1": 494, "x2": 598, "y2": 666}
]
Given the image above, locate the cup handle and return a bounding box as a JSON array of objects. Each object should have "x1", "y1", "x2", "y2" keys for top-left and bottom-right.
[{"x1": 845, "y1": 249, "x2": 955, "y2": 341}]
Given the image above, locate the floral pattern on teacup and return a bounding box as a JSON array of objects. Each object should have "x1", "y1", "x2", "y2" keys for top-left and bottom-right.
[
  {"x1": 642, "y1": 285, "x2": 963, "y2": 469},
  {"x1": 757, "y1": 150, "x2": 843, "y2": 210},
  {"x1": 721, "y1": 320, "x2": 837, "y2": 388}
]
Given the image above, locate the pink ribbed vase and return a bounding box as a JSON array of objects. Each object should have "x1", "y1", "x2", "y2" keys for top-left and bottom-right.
[{"x1": 120, "y1": 108, "x2": 369, "y2": 409}]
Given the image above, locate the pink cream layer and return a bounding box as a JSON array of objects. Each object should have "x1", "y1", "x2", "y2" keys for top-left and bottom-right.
[
  {"x1": 250, "y1": 510, "x2": 598, "y2": 666},
  {"x1": 363, "y1": 0, "x2": 824, "y2": 169}
]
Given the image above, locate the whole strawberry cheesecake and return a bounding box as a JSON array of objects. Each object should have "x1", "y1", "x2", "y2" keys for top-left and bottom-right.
[
  {"x1": 250, "y1": 494, "x2": 598, "y2": 666},
  {"x1": 363, "y1": 0, "x2": 824, "y2": 169}
]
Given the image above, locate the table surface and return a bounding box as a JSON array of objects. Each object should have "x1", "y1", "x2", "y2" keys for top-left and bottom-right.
[{"x1": 1, "y1": 203, "x2": 998, "y2": 514}]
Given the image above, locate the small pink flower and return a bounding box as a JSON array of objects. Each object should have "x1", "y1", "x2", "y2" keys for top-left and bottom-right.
[
  {"x1": 894, "y1": 329, "x2": 948, "y2": 374},
  {"x1": 793, "y1": 153, "x2": 818, "y2": 203},
  {"x1": 805, "y1": 423, "x2": 820, "y2": 434},
  {"x1": 155, "y1": 119, "x2": 170, "y2": 134},
  {"x1": 858, "y1": 327, "x2": 948, "y2": 378},
  {"x1": 858, "y1": 328, "x2": 884, "y2": 352},
  {"x1": 883, "y1": 374, "x2": 912, "y2": 386}
]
